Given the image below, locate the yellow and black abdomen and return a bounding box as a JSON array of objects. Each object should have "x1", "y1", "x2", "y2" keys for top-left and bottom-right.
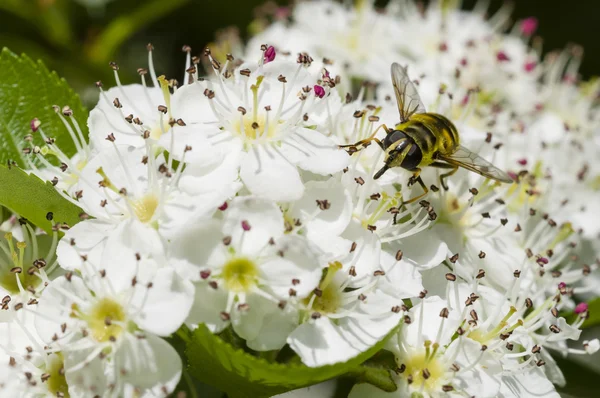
[{"x1": 395, "y1": 113, "x2": 460, "y2": 166}]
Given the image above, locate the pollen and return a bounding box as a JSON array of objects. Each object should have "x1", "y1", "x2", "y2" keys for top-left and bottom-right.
[
  {"x1": 85, "y1": 298, "x2": 127, "y2": 342},
  {"x1": 233, "y1": 114, "x2": 280, "y2": 141},
  {"x1": 149, "y1": 118, "x2": 171, "y2": 140},
  {"x1": 132, "y1": 193, "x2": 159, "y2": 223},
  {"x1": 307, "y1": 283, "x2": 342, "y2": 314},
  {"x1": 46, "y1": 353, "x2": 69, "y2": 397},
  {"x1": 304, "y1": 262, "x2": 343, "y2": 314},
  {"x1": 222, "y1": 257, "x2": 259, "y2": 293},
  {"x1": 401, "y1": 352, "x2": 445, "y2": 392}
]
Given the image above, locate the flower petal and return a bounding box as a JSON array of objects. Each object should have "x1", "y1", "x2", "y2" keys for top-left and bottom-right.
[
  {"x1": 169, "y1": 219, "x2": 228, "y2": 281},
  {"x1": 240, "y1": 143, "x2": 305, "y2": 201},
  {"x1": 115, "y1": 333, "x2": 182, "y2": 395},
  {"x1": 281, "y1": 127, "x2": 349, "y2": 175},
  {"x1": 56, "y1": 219, "x2": 115, "y2": 270},
  {"x1": 186, "y1": 282, "x2": 229, "y2": 333},
  {"x1": 288, "y1": 179, "x2": 353, "y2": 239},
  {"x1": 223, "y1": 196, "x2": 285, "y2": 257},
  {"x1": 259, "y1": 235, "x2": 323, "y2": 299},
  {"x1": 131, "y1": 268, "x2": 195, "y2": 336}
]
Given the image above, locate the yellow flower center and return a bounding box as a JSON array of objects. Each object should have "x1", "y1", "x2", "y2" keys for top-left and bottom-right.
[
  {"x1": 232, "y1": 114, "x2": 280, "y2": 140},
  {"x1": 132, "y1": 193, "x2": 159, "y2": 224},
  {"x1": 401, "y1": 351, "x2": 446, "y2": 393},
  {"x1": 81, "y1": 298, "x2": 127, "y2": 342},
  {"x1": 46, "y1": 353, "x2": 69, "y2": 398},
  {"x1": 0, "y1": 235, "x2": 40, "y2": 294},
  {"x1": 222, "y1": 257, "x2": 259, "y2": 293},
  {"x1": 303, "y1": 262, "x2": 342, "y2": 315}
]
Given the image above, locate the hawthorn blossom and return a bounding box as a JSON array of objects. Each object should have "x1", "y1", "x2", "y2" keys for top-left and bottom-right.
[
  {"x1": 35, "y1": 243, "x2": 193, "y2": 396},
  {"x1": 165, "y1": 48, "x2": 348, "y2": 201},
  {"x1": 169, "y1": 196, "x2": 323, "y2": 351},
  {"x1": 287, "y1": 261, "x2": 406, "y2": 367}
]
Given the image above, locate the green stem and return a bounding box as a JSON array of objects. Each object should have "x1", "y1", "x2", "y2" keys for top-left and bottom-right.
[
  {"x1": 183, "y1": 369, "x2": 199, "y2": 398},
  {"x1": 176, "y1": 325, "x2": 192, "y2": 344},
  {"x1": 86, "y1": 0, "x2": 189, "y2": 65}
]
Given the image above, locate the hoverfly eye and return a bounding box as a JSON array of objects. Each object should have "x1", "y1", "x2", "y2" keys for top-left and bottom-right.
[{"x1": 382, "y1": 130, "x2": 408, "y2": 150}]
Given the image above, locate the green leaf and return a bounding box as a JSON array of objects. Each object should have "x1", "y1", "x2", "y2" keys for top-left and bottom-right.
[
  {"x1": 346, "y1": 350, "x2": 397, "y2": 392},
  {"x1": 562, "y1": 298, "x2": 600, "y2": 329},
  {"x1": 185, "y1": 324, "x2": 399, "y2": 398},
  {"x1": 0, "y1": 48, "x2": 88, "y2": 168},
  {"x1": 0, "y1": 164, "x2": 83, "y2": 234},
  {"x1": 554, "y1": 355, "x2": 600, "y2": 398}
]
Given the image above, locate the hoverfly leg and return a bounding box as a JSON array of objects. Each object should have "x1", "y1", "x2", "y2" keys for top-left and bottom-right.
[
  {"x1": 439, "y1": 166, "x2": 458, "y2": 190},
  {"x1": 401, "y1": 169, "x2": 429, "y2": 206},
  {"x1": 339, "y1": 124, "x2": 389, "y2": 151},
  {"x1": 429, "y1": 162, "x2": 458, "y2": 191}
]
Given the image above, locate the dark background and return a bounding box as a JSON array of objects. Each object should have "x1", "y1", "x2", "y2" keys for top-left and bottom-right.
[{"x1": 0, "y1": 0, "x2": 598, "y2": 107}]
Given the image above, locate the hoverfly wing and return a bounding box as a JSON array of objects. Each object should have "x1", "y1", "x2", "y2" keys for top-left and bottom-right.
[
  {"x1": 391, "y1": 62, "x2": 427, "y2": 123},
  {"x1": 437, "y1": 146, "x2": 514, "y2": 183}
]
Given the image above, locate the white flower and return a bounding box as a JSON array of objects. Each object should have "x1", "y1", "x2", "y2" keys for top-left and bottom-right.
[
  {"x1": 25, "y1": 107, "x2": 93, "y2": 194},
  {"x1": 169, "y1": 196, "x2": 323, "y2": 351},
  {"x1": 287, "y1": 261, "x2": 406, "y2": 367},
  {"x1": 248, "y1": 0, "x2": 406, "y2": 81},
  {"x1": 35, "y1": 242, "x2": 193, "y2": 396},
  {"x1": 55, "y1": 143, "x2": 238, "y2": 270},
  {"x1": 166, "y1": 50, "x2": 348, "y2": 201},
  {"x1": 88, "y1": 49, "x2": 177, "y2": 151},
  {"x1": 350, "y1": 296, "x2": 502, "y2": 398}
]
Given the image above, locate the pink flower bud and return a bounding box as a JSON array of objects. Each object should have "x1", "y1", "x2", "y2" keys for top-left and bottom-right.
[
  {"x1": 496, "y1": 51, "x2": 510, "y2": 62},
  {"x1": 524, "y1": 61, "x2": 537, "y2": 72},
  {"x1": 517, "y1": 158, "x2": 527, "y2": 166},
  {"x1": 520, "y1": 17, "x2": 538, "y2": 36},
  {"x1": 218, "y1": 202, "x2": 228, "y2": 211},
  {"x1": 558, "y1": 282, "x2": 567, "y2": 289},
  {"x1": 264, "y1": 46, "x2": 276, "y2": 64},
  {"x1": 31, "y1": 118, "x2": 41, "y2": 132},
  {"x1": 575, "y1": 302, "x2": 588, "y2": 314},
  {"x1": 241, "y1": 220, "x2": 251, "y2": 231},
  {"x1": 314, "y1": 85, "x2": 325, "y2": 98}
]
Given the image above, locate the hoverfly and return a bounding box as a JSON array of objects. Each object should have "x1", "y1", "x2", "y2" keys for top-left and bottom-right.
[{"x1": 341, "y1": 62, "x2": 513, "y2": 205}]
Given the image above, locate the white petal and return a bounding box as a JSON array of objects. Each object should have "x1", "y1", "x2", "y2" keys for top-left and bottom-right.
[
  {"x1": 186, "y1": 282, "x2": 229, "y2": 333},
  {"x1": 223, "y1": 196, "x2": 285, "y2": 257},
  {"x1": 240, "y1": 143, "x2": 305, "y2": 201},
  {"x1": 499, "y1": 366, "x2": 559, "y2": 398},
  {"x1": 281, "y1": 127, "x2": 349, "y2": 175},
  {"x1": 288, "y1": 318, "x2": 356, "y2": 367},
  {"x1": 169, "y1": 219, "x2": 228, "y2": 281},
  {"x1": 170, "y1": 82, "x2": 215, "y2": 123},
  {"x1": 115, "y1": 333, "x2": 182, "y2": 395},
  {"x1": 63, "y1": 350, "x2": 108, "y2": 397},
  {"x1": 179, "y1": 138, "x2": 243, "y2": 196},
  {"x1": 289, "y1": 179, "x2": 353, "y2": 238},
  {"x1": 379, "y1": 248, "x2": 424, "y2": 299},
  {"x1": 35, "y1": 276, "x2": 89, "y2": 344},
  {"x1": 288, "y1": 290, "x2": 401, "y2": 367},
  {"x1": 259, "y1": 235, "x2": 323, "y2": 299},
  {"x1": 56, "y1": 219, "x2": 115, "y2": 270},
  {"x1": 131, "y1": 268, "x2": 195, "y2": 336},
  {"x1": 232, "y1": 294, "x2": 298, "y2": 351},
  {"x1": 76, "y1": 145, "x2": 149, "y2": 218},
  {"x1": 340, "y1": 220, "x2": 381, "y2": 287},
  {"x1": 398, "y1": 232, "x2": 449, "y2": 270},
  {"x1": 88, "y1": 85, "x2": 163, "y2": 150}
]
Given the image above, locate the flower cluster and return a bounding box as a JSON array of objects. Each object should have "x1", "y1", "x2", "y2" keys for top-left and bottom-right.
[{"x1": 2, "y1": 1, "x2": 599, "y2": 397}]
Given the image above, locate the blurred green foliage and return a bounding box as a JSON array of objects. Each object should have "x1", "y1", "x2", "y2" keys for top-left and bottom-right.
[{"x1": 1, "y1": 0, "x2": 598, "y2": 109}]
